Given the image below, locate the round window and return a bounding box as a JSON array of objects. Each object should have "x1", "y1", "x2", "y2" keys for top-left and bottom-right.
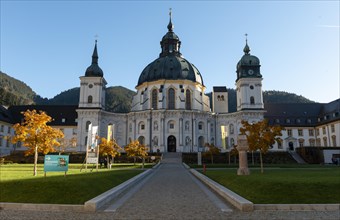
[
  {"x1": 89, "y1": 84, "x2": 93, "y2": 88},
  {"x1": 250, "y1": 85, "x2": 254, "y2": 90}
]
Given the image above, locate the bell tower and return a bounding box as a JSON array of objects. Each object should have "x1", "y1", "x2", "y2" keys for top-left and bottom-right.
[
  {"x1": 79, "y1": 40, "x2": 106, "y2": 109},
  {"x1": 236, "y1": 36, "x2": 263, "y2": 111},
  {"x1": 77, "y1": 41, "x2": 107, "y2": 151}
]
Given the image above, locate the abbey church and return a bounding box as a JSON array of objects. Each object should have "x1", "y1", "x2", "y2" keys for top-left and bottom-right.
[
  {"x1": 76, "y1": 15, "x2": 264, "y2": 153},
  {"x1": 1, "y1": 15, "x2": 339, "y2": 159}
]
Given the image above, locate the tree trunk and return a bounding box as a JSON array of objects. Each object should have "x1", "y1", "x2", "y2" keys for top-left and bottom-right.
[
  {"x1": 33, "y1": 145, "x2": 38, "y2": 176},
  {"x1": 211, "y1": 154, "x2": 214, "y2": 164},
  {"x1": 133, "y1": 157, "x2": 136, "y2": 165},
  {"x1": 260, "y1": 151, "x2": 264, "y2": 173},
  {"x1": 142, "y1": 157, "x2": 145, "y2": 170},
  {"x1": 107, "y1": 155, "x2": 110, "y2": 169}
]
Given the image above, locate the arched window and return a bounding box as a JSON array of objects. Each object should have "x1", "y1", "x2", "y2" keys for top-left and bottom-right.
[
  {"x1": 230, "y1": 138, "x2": 235, "y2": 147},
  {"x1": 152, "y1": 89, "x2": 158, "y2": 110},
  {"x1": 250, "y1": 96, "x2": 255, "y2": 105},
  {"x1": 323, "y1": 137, "x2": 328, "y2": 146},
  {"x1": 138, "y1": 136, "x2": 145, "y2": 145},
  {"x1": 138, "y1": 122, "x2": 145, "y2": 132},
  {"x1": 168, "y1": 88, "x2": 175, "y2": 109},
  {"x1": 332, "y1": 135, "x2": 337, "y2": 147},
  {"x1": 185, "y1": 89, "x2": 191, "y2": 110},
  {"x1": 88, "y1": 95, "x2": 93, "y2": 103},
  {"x1": 298, "y1": 139, "x2": 304, "y2": 147},
  {"x1": 229, "y1": 124, "x2": 234, "y2": 134},
  {"x1": 85, "y1": 121, "x2": 91, "y2": 132},
  {"x1": 198, "y1": 122, "x2": 204, "y2": 130},
  {"x1": 198, "y1": 136, "x2": 205, "y2": 148}
]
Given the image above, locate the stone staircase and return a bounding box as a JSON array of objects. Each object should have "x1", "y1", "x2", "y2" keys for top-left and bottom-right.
[{"x1": 288, "y1": 151, "x2": 306, "y2": 164}]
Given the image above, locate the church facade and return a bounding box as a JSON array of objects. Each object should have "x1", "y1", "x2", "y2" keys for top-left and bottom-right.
[{"x1": 76, "y1": 16, "x2": 265, "y2": 153}]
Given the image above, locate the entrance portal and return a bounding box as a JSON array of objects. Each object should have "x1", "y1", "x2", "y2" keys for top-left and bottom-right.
[{"x1": 167, "y1": 135, "x2": 176, "y2": 152}]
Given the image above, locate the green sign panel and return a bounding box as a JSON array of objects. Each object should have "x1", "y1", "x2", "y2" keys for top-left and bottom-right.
[{"x1": 44, "y1": 155, "x2": 69, "y2": 172}]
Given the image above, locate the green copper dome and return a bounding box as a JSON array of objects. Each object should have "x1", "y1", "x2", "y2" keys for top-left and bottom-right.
[
  {"x1": 85, "y1": 41, "x2": 104, "y2": 77},
  {"x1": 138, "y1": 55, "x2": 204, "y2": 86},
  {"x1": 137, "y1": 14, "x2": 204, "y2": 86}
]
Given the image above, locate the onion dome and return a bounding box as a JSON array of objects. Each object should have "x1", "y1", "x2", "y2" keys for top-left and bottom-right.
[
  {"x1": 137, "y1": 11, "x2": 204, "y2": 86},
  {"x1": 85, "y1": 40, "x2": 104, "y2": 77},
  {"x1": 236, "y1": 36, "x2": 261, "y2": 81}
]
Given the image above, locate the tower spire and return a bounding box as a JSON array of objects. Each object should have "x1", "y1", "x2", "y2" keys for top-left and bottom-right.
[
  {"x1": 92, "y1": 40, "x2": 98, "y2": 64},
  {"x1": 243, "y1": 33, "x2": 250, "y2": 54},
  {"x1": 167, "y1": 8, "x2": 174, "y2": 32}
]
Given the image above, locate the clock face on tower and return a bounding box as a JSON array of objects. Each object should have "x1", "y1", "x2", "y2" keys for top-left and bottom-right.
[{"x1": 248, "y1": 69, "x2": 254, "y2": 75}]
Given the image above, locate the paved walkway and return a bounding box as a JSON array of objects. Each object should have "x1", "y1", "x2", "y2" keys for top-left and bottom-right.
[
  {"x1": 106, "y1": 152, "x2": 232, "y2": 219},
  {"x1": 1, "y1": 153, "x2": 339, "y2": 219}
]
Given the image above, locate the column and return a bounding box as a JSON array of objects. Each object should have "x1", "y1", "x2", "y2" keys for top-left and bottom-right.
[{"x1": 179, "y1": 118, "x2": 183, "y2": 147}]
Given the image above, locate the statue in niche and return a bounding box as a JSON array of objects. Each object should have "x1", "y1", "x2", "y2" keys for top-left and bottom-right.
[
  {"x1": 185, "y1": 121, "x2": 190, "y2": 131},
  {"x1": 185, "y1": 136, "x2": 191, "y2": 146},
  {"x1": 154, "y1": 121, "x2": 158, "y2": 131},
  {"x1": 153, "y1": 136, "x2": 158, "y2": 146}
]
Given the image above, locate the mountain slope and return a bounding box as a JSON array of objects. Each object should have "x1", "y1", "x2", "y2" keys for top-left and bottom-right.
[
  {"x1": 1, "y1": 72, "x2": 316, "y2": 113},
  {"x1": 0, "y1": 71, "x2": 36, "y2": 106}
]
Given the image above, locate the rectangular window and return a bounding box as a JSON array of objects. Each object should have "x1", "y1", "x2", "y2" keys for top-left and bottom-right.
[
  {"x1": 170, "y1": 123, "x2": 174, "y2": 129},
  {"x1": 316, "y1": 129, "x2": 320, "y2": 136},
  {"x1": 0, "y1": 125, "x2": 3, "y2": 132},
  {"x1": 298, "y1": 129, "x2": 303, "y2": 136},
  {"x1": 322, "y1": 127, "x2": 326, "y2": 134},
  {"x1": 0, "y1": 136, "x2": 3, "y2": 147},
  {"x1": 309, "y1": 129, "x2": 314, "y2": 136},
  {"x1": 6, "y1": 139, "x2": 10, "y2": 148},
  {"x1": 141, "y1": 124, "x2": 145, "y2": 130},
  {"x1": 198, "y1": 124, "x2": 203, "y2": 130},
  {"x1": 287, "y1": 129, "x2": 292, "y2": 137},
  {"x1": 331, "y1": 124, "x2": 335, "y2": 133}
]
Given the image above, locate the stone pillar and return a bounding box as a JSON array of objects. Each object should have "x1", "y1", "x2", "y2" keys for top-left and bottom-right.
[
  {"x1": 179, "y1": 118, "x2": 183, "y2": 146},
  {"x1": 236, "y1": 135, "x2": 250, "y2": 175},
  {"x1": 160, "y1": 117, "x2": 165, "y2": 152}
]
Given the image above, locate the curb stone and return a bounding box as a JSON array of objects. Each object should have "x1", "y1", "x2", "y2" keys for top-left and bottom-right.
[{"x1": 0, "y1": 168, "x2": 154, "y2": 212}]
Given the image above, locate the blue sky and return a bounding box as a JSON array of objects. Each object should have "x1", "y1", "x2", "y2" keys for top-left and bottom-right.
[{"x1": 1, "y1": 1, "x2": 339, "y2": 103}]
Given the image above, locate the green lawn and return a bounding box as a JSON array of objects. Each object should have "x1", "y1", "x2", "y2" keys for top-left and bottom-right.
[
  {"x1": 0, "y1": 163, "x2": 145, "y2": 204},
  {"x1": 204, "y1": 167, "x2": 340, "y2": 204}
]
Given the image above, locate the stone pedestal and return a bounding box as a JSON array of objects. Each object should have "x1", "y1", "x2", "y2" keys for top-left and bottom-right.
[
  {"x1": 236, "y1": 135, "x2": 250, "y2": 175},
  {"x1": 197, "y1": 152, "x2": 202, "y2": 165}
]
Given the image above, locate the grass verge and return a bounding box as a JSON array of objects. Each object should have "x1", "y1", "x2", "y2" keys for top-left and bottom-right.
[
  {"x1": 0, "y1": 163, "x2": 144, "y2": 204},
  {"x1": 204, "y1": 167, "x2": 340, "y2": 204}
]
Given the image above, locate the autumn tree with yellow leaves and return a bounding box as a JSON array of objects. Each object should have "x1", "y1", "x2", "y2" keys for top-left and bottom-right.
[
  {"x1": 98, "y1": 137, "x2": 122, "y2": 168},
  {"x1": 240, "y1": 119, "x2": 283, "y2": 173},
  {"x1": 12, "y1": 109, "x2": 64, "y2": 176},
  {"x1": 125, "y1": 140, "x2": 148, "y2": 169}
]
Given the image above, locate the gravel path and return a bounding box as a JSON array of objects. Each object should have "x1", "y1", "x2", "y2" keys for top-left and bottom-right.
[{"x1": 1, "y1": 153, "x2": 339, "y2": 219}]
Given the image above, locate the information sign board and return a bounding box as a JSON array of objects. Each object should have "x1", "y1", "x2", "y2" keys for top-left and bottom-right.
[{"x1": 44, "y1": 155, "x2": 69, "y2": 172}]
